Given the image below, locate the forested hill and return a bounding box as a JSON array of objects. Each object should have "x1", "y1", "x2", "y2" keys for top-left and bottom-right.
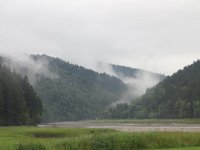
[
  {"x1": 2, "y1": 54, "x2": 166, "y2": 123},
  {"x1": 31, "y1": 55, "x2": 127, "y2": 122},
  {"x1": 0, "y1": 57, "x2": 42, "y2": 126},
  {"x1": 104, "y1": 60, "x2": 200, "y2": 119},
  {"x1": 111, "y1": 64, "x2": 165, "y2": 80}
]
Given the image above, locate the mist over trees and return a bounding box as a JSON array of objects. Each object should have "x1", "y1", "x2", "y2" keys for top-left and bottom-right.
[
  {"x1": 103, "y1": 60, "x2": 200, "y2": 119},
  {"x1": 32, "y1": 55, "x2": 127, "y2": 122},
  {"x1": 5, "y1": 53, "x2": 199, "y2": 123},
  {"x1": 1, "y1": 54, "x2": 165, "y2": 122},
  {"x1": 0, "y1": 57, "x2": 42, "y2": 126},
  {"x1": 31, "y1": 55, "x2": 165, "y2": 122}
]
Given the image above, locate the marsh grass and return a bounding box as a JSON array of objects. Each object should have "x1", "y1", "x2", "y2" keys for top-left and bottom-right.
[
  {"x1": 14, "y1": 143, "x2": 46, "y2": 150},
  {"x1": 1, "y1": 127, "x2": 200, "y2": 150},
  {"x1": 54, "y1": 132, "x2": 200, "y2": 150}
]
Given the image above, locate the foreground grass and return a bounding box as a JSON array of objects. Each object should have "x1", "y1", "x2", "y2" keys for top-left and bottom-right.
[
  {"x1": 152, "y1": 147, "x2": 200, "y2": 150},
  {"x1": 1, "y1": 127, "x2": 200, "y2": 150},
  {"x1": 0, "y1": 127, "x2": 114, "y2": 150}
]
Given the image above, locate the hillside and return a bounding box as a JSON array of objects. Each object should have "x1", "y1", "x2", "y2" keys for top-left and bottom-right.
[
  {"x1": 96, "y1": 63, "x2": 165, "y2": 104},
  {"x1": 104, "y1": 60, "x2": 200, "y2": 119},
  {"x1": 2, "y1": 54, "x2": 166, "y2": 122},
  {"x1": 34, "y1": 56, "x2": 166, "y2": 122},
  {"x1": 0, "y1": 57, "x2": 42, "y2": 126},
  {"x1": 111, "y1": 64, "x2": 165, "y2": 80},
  {"x1": 31, "y1": 55, "x2": 127, "y2": 122}
]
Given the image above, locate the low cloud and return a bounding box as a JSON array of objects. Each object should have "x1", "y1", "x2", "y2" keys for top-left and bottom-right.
[
  {"x1": 0, "y1": 0, "x2": 200, "y2": 75},
  {"x1": 1, "y1": 53, "x2": 59, "y2": 85},
  {"x1": 95, "y1": 63, "x2": 163, "y2": 105}
]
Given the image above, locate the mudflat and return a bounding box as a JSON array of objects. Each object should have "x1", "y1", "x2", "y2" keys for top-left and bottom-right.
[{"x1": 40, "y1": 120, "x2": 200, "y2": 132}]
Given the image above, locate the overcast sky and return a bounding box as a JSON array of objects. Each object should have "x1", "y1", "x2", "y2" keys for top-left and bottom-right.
[{"x1": 0, "y1": 0, "x2": 200, "y2": 75}]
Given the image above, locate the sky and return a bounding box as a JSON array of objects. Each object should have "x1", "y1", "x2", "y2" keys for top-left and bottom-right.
[{"x1": 0, "y1": 0, "x2": 200, "y2": 75}]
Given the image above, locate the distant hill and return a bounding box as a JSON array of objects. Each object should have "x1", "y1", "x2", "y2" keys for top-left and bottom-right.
[
  {"x1": 96, "y1": 63, "x2": 165, "y2": 104},
  {"x1": 111, "y1": 64, "x2": 165, "y2": 80},
  {"x1": 2, "y1": 54, "x2": 166, "y2": 122},
  {"x1": 31, "y1": 55, "x2": 127, "y2": 122},
  {"x1": 104, "y1": 60, "x2": 200, "y2": 119}
]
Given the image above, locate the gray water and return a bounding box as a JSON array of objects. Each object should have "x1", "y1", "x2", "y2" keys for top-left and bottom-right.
[{"x1": 39, "y1": 121, "x2": 200, "y2": 132}]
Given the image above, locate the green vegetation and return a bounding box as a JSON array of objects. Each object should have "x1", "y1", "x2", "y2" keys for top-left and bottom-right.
[
  {"x1": 31, "y1": 55, "x2": 127, "y2": 122},
  {"x1": 2, "y1": 54, "x2": 165, "y2": 123},
  {"x1": 112, "y1": 64, "x2": 165, "y2": 80},
  {"x1": 1, "y1": 127, "x2": 200, "y2": 150},
  {"x1": 33, "y1": 55, "x2": 165, "y2": 122},
  {"x1": 152, "y1": 148, "x2": 200, "y2": 150},
  {"x1": 0, "y1": 127, "x2": 115, "y2": 150},
  {"x1": 104, "y1": 60, "x2": 200, "y2": 119},
  {"x1": 0, "y1": 58, "x2": 42, "y2": 126}
]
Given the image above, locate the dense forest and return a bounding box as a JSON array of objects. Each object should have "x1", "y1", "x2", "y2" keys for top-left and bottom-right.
[
  {"x1": 33, "y1": 55, "x2": 165, "y2": 122},
  {"x1": 111, "y1": 64, "x2": 165, "y2": 80},
  {"x1": 0, "y1": 57, "x2": 42, "y2": 126},
  {"x1": 104, "y1": 60, "x2": 200, "y2": 119},
  {"x1": 1, "y1": 54, "x2": 166, "y2": 123},
  {"x1": 31, "y1": 55, "x2": 127, "y2": 122}
]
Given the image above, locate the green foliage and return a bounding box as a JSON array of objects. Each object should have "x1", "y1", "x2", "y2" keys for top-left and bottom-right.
[
  {"x1": 103, "y1": 103, "x2": 130, "y2": 119},
  {"x1": 112, "y1": 64, "x2": 165, "y2": 80},
  {"x1": 15, "y1": 143, "x2": 46, "y2": 150},
  {"x1": 2, "y1": 54, "x2": 165, "y2": 122},
  {"x1": 31, "y1": 55, "x2": 127, "y2": 122},
  {"x1": 0, "y1": 57, "x2": 42, "y2": 126},
  {"x1": 1, "y1": 127, "x2": 199, "y2": 150},
  {"x1": 21, "y1": 76, "x2": 43, "y2": 125},
  {"x1": 105, "y1": 60, "x2": 200, "y2": 119}
]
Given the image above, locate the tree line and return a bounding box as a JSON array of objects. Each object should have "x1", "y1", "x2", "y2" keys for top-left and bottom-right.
[
  {"x1": 103, "y1": 60, "x2": 200, "y2": 119},
  {"x1": 0, "y1": 59, "x2": 42, "y2": 126}
]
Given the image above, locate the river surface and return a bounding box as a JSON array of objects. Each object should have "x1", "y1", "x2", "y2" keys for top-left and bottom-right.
[{"x1": 39, "y1": 120, "x2": 200, "y2": 132}]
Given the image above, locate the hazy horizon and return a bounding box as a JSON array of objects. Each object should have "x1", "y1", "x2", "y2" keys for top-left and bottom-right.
[{"x1": 1, "y1": 0, "x2": 200, "y2": 75}]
